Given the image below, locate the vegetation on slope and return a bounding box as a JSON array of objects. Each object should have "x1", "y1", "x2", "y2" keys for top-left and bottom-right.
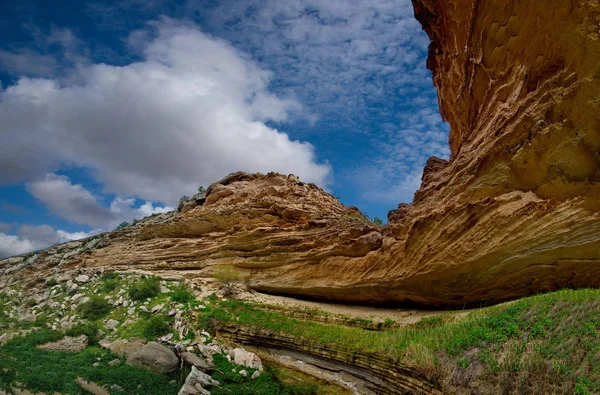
[
  {"x1": 0, "y1": 274, "x2": 322, "y2": 394},
  {"x1": 197, "y1": 289, "x2": 600, "y2": 394}
]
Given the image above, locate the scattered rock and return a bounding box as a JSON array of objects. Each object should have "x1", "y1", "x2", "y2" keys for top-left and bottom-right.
[
  {"x1": 110, "y1": 384, "x2": 124, "y2": 392},
  {"x1": 151, "y1": 304, "x2": 163, "y2": 313},
  {"x1": 126, "y1": 341, "x2": 179, "y2": 374},
  {"x1": 17, "y1": 311, "x2": 36, "y2": 323},
  {"x1": 229, "y1": 348, "x2": 263, "y2": 371},
  {"x1": 38, "y1": 335, "x2": 88, "y2": 352},
  {"x1": 178, "y1": 366, "x2": 220, "y2": 395},
  {"x1": 181, "y1": 351, "x2": 211, "y2": 372},
  {"x1": 108, "y1": 359, "x2": 121, "y2": 367},
  {"x1": 71, "y1": 293, "x2": 84, "y2": 303},
  {"x1": 158, "y1": 333, "x2": 174, "y2": 343},
  {"x1": 75, "y1": 274, "x2": 90, "y2": 283},
  {"x1": 239, "y1": 369, "x2": 248, "y2": 377},
  {"x1": 198, "y1": 343, "x2": 221, "y2": 363},
  {"x1": 251, "y1": 370, "x2": 260, "y2": 380},
  {"x1": 104, "y1": 319, "x2": 120, "y2": 330}
]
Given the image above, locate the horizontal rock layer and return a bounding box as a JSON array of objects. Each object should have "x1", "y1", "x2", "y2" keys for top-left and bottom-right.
[
  {"x1": 219, "y1": 324, "x2": 441, "y2": 395},
  {"x1": 2, "y1": 0, "x2": 600, "y2": 307}
]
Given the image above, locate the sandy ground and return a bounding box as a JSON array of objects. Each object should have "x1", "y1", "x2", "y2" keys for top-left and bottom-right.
[{"x1": 246, "y1": 291, "x2": 467, "y2": 325}]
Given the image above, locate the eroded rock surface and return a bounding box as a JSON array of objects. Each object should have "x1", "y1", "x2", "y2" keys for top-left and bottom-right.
[
  {"x1": 126, "y1": 341, "x2": 180, "y2": 374},
  {"x1": 2, "y1": 0, "x2": 600, "y2": 307}
]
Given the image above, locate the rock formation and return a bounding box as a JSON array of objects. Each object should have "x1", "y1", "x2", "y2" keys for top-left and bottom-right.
[{"x1": 2, "y1": 0, "x2": 600, "y2": 307}]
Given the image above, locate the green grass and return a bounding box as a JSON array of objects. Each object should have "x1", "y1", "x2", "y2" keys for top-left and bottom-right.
[
  {"x1": 197, "y1": 289, "x2": 600, "y2": 394},
  {"x1": 0, "y1": 330, "x2": 179, "y2": 394},
  {"x1": 210, "y1": 353, "x2": 317, "y2": 395}
]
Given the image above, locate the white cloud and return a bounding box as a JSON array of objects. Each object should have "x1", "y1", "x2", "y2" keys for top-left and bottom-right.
[
  {"x1": 192, "y1": 0, "x2": 431, "y2": 128},
  {"x1": 0, "y1": 49, "x2": 58, "y2": 77},
  {"x1": 26, "y1": 173, "x2": 173, "y2": 229},
  {"x1": 184, "y1": 0, "x2": 448, "y2": 204},
  {"x1": 0, "y1": 224, "x2": 97, "y2": 259},
  {"x1": 0, "y1": 19, "x2": 331, "y2": 205}
]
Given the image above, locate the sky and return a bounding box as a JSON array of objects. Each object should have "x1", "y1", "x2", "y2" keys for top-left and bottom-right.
[{"x1": 0, "y1": 0, "x2": 450, "y2": 258}]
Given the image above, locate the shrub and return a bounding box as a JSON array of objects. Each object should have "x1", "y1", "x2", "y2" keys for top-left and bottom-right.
[
  {"x1": 115, "y1": 221, "x2": 129, "y2": 230},
  {"x1": 129, "y1": 276, "x2": 161, "y2": 301},
  {"x1": 78, "y1": 296, "x2": 112, "y2": 320},
  {"x1": 142, "y1": 315, "x2": 171, "y2": 340},
  {"x1": 101, "y1": 272, "x2": 120, "y2": 281},
  {"x1": 66, "y1": 321, "x2": 101, "y2": 345},
  {"x1": 213, "y1": 266, "x2": 240, "y2": 297},
  {"x1": 100, "y1": 272, "x2": 121, "y2": 293},
  {"x1": 45, "y1": 278, "x2": 58, "y2": 287},
  {"x1": 171, "y1": 283, "x2": 195, "y2": 303}
]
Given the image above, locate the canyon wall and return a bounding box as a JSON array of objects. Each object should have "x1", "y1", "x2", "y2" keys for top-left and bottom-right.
[{"x1": 2, "y1": 0, "x2": 600, "y2": 307}]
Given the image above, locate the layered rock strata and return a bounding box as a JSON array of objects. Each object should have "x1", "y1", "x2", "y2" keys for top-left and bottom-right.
[{"x1": 2, "y1": 0, "x2": 600, "y2": 307}]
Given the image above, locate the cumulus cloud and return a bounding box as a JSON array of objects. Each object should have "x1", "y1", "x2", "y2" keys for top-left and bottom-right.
[
  {"x1": 26, "y1": 173, "x2": 172, "y2": 229},
  {"x1": 0, "y1": 224, "x2": 97, "y2": 259},
  {"x1": 186, "y1": 0, "x2": 447, "y2": 204},
  {"x1": 0, "y1": 19, "x2": 331, "y2": 205}
]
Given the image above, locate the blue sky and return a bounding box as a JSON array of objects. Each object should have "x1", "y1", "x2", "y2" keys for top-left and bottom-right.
[{"x1": 0, "y1": 0, "x2": 449, "y2": 258}]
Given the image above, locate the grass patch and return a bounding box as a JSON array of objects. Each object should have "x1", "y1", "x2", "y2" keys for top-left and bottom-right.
[
  {"x1": 210, "y1": 353, "x2": 317, "y2": 395},
  {"x1": 0, "y1": 330, "x2": 179, "y2": 394},
  {"x1": 129, "y1": 276, "x2": 161, "y2": 301}
]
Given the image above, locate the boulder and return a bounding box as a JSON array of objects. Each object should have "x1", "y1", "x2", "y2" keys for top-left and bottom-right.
[
  {"x1": 126, "y1": 341, "x2": 179, "y2": 373},
  {"x1": 38, "y1": 335, "x2": 88, "y2": 352},
  {"x1": 100, "y1": 339, "x2": 145, "y2": 357},
  {"x1": 178, "y1": 366, "x2": 219, "y2": 395},
  {"x1": 104, "y1": 319, "x2": 120, "y2": 330}
]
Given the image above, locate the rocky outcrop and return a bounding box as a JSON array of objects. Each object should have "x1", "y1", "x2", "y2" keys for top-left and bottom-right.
[
  {"x1": 220, "y1": 324, "x2": 441, "y2": 395},
  {"x1": 2, "y1": 0, "x2": 600, "y2": 307},
  {"x1": 38, "y1": 335, "x2": 88, "y2": 352}
]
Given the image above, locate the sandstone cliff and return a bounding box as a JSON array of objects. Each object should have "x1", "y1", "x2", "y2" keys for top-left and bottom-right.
[{"x1": 2, "y1": 0, "x2": 600, "y2": 307}]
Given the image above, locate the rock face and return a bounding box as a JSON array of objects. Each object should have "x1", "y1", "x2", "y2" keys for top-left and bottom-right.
[{"x1": 1, "y1": 0, "x2": 600, "y2": 307}]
